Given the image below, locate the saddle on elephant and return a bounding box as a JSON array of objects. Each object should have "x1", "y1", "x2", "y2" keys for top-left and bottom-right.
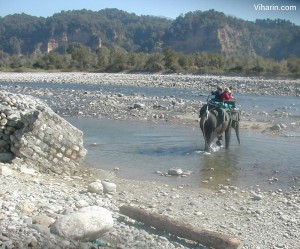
[
  {"x1": 207, "y1": 97, "x2": 236, "y2": 109},
  {"x1": 199, "y1": 98, "x2": 240, "y2": 123}
]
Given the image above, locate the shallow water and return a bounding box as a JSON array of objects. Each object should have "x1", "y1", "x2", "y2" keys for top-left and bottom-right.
[{"x1": 67, "y1": 117, "x2": 300, "y2": 191}]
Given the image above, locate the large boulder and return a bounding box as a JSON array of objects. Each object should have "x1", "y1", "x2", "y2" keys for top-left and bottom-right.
[
  {"x1": 0, "y1": 91, "x2": 87, "y2": 174},
  {"x1": 50, "y1": 206, "x2": 113, "y2": 241}
]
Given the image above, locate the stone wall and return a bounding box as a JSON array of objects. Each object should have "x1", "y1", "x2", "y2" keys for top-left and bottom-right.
[{"x1": 0, "y1": 91, "x2": 87, "y2": 175}]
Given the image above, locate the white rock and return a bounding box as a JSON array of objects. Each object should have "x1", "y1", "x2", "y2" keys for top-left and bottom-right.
[
  {"x1": 87, "y1": 181, "x2": 103, "y2": 194},
  {"x1": 101, "y1": 181, "x2": 117, "y2": 194},
  {"x1": 17, "y1": 202, "x2": 36, "y2": 214},
  {"x1": 50, "y1": 206, "x2": 113, "y2": 241},
  {"x1": 20, "y1": 166, "x2": 37, "y2": 176},
  {"x1": 251, "y1": 193, "x2": 264, "y2": 201},
  {"x1": 75, "y1": 200, "x2": 89, "y2": 208},
  {"x1": 168, "y1": 168, "x2": 183, "y2": 176},
  {"x1": 280, "y1": 123, "x2": 287, "y2": 129},
  {"x1": 32, "y1": 215, "x2": 56, "y2": 227},
  {"x1": 0, "y1": 165, "x2": 13, "y2": 176}
]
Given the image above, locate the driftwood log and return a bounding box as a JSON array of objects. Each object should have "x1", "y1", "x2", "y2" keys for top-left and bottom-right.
[{"x1": 119, "y1": 205, "x2": 242, "y2": 249}]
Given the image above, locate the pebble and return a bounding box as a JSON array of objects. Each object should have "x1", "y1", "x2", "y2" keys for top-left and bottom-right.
[{"x1": 168, "y1": 168, "x2": 183, "y2": 176}]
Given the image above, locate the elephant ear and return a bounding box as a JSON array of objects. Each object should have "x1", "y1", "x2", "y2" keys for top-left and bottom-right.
[
  {"x1": 231, "y1": 110, "x2": 240, "y2": 122},
  {"x1": 231, "y1": 110, "x2": 240, "y2": 129},
  {"x1": 199, "y1": 104, "x2": 208, "y2": 117}
]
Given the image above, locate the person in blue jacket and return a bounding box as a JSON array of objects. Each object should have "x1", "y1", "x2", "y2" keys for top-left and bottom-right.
[{"x1": 211, "y1": 86, "x2": 223, "y2": 101}]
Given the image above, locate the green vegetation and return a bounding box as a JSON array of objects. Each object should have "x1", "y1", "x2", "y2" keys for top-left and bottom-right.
[
  {"x1": 0, "y1": 9, "x2": 299, "y2": 77},
  {"x1": 1, "y1": 44, "x2": 299, "y2": 77}
]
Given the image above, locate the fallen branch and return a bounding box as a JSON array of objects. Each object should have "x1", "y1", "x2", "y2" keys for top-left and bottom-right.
[{"x1": 119, "y1": 205, "x2": 242, "y2": 249}]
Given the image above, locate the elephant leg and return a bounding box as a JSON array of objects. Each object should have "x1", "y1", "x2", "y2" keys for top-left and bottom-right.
[
  {"x1": 203, "y1": 132, "x2": 213, "y2": 152},
  {"x1": 216, "y1": 135, "x2": 223, "y2": 147},
  {"x1": 202, "y1": 126, "x2": 216, "y2": 152},
  {"x1": 205, "y1": 142, "x2": 210, "y2": 152}
]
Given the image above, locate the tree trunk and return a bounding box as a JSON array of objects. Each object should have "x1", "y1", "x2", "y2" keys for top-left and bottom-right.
[{"x1": 119, "y1": 205, "x2": 242, "y2": 249}]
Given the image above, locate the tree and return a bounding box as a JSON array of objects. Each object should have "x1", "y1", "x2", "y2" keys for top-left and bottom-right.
[
  {"x1": 163, "y1": 46, "x2": 179, "y2": 72},
  {"x1": 127, "y1": 52, "x2": 147, "y2": 71},
  {"x1": 177, "y1": 53, "x2": 190, "y2": 70},
  {"x1": 0, "y1": 50, "x2": 9, "y2": 68},
  {"x1": 9, "y1": 37, "x2": 22, "y2": 55},
  {"x1": 43, "y1": 52, "x2": 64, "y2": 69},
  {"x1": 9, "y1": 55, "x2": 22, "y2": 68},
  {"x1": 96, "y1": 46, "x2": 110, "y2": 70},
  {"x1": 107, "y1": 48, "x2": 129, "y2": 72},
  {"x1": 145, "y1": 53, "x2": 164, "y2": 72},
  {"x1": 66, "y1": 43, "x2": 94, "y2": 70},
  {"x1": 287, "y1": 56, "x2": 300, "y2": 74}
]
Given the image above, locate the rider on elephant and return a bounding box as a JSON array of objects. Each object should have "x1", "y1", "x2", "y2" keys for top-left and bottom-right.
[
  {"x1": 211, "y1": 85, "x2": 223, "y2": 101},
  {"x1": 220, "y1": 87, "x2": 236, "y2": 108}
]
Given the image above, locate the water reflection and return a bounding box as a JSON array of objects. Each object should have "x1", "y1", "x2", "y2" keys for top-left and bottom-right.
[{"x1": 200, "y1": 149, "x2": 240, "y2": 188}]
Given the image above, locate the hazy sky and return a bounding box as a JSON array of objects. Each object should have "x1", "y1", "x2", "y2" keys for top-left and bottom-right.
[{"x1": 0, "y1": 0, "x2": 299, "y2": 25}]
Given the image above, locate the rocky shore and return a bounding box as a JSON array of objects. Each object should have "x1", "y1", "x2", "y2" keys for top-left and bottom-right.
[
  {"x1": 0, "y1": 72, "x2": 299, "y2": 97},
  {"x1": 0, "y1": 72, "x2": 300, "y2": 249},
  {"x1": 0, "y1": 72, "x2": 299, "y2": 132}
]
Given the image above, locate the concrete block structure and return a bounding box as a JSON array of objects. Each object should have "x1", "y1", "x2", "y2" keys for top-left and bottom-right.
[{"x1": 0, "y1": 91, "x2": 87, "y2": 175}]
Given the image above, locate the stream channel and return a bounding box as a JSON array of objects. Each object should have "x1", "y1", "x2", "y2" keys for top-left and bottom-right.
[{"x1": 67, "y1": 117, "x2": 300, "y2": 191}]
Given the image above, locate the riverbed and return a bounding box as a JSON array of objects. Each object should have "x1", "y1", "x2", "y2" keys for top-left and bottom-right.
[
  {"x1": 1, "y1": 72, "x2": 300, "y2": 249},
  {"x1": 1, "y1": 72, "x2": 299, "y2": 191}
]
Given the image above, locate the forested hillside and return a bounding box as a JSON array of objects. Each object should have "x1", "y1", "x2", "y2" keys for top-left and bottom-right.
[
  {"x1": 1, "y1": 9, "x2": 299, "y2": 58},
  {"x1": 0, "y1": 9, "x2": 171, "y2": 55},
  {"x1": 0, "y1": 8, "x2": 299, "y2": 76},
  {"x1": 165, "y1": 11, "x2": 300, "y2": 59}
]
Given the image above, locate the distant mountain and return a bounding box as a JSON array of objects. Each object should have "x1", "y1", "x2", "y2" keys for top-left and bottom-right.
[
  {"x1": 0, "y1": 8, "x2": 299, "y2": 59},
  {"x1": 164, "y1": 10, "x2": 300, "y2": 59}
]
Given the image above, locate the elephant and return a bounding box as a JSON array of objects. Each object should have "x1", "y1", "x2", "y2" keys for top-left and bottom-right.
[{"x1": 199, "y1": 104, "x2": 240, "y2": 152}]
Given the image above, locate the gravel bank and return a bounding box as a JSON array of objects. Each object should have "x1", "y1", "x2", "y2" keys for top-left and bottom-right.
[
  {"x1": 0, "y1": 72, "x2": 300, "y2": 249},
  {"x1": 0, "y1": 72, "x2": 299, "y2": 95},
  {"x1": 1, "y1": 162, "x2": 300, "y2": 249},
  {"x1": 0, "y1": 72, "x2": 299, "y2": 132}
]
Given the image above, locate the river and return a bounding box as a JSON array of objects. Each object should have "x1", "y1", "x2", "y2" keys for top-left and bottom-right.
[
  {"x1": 1, "y1": 80, "x2": 299, "y2": 190},
  {"x1": 67, "y1": 117, "x2": 300, "y2": 191}
]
